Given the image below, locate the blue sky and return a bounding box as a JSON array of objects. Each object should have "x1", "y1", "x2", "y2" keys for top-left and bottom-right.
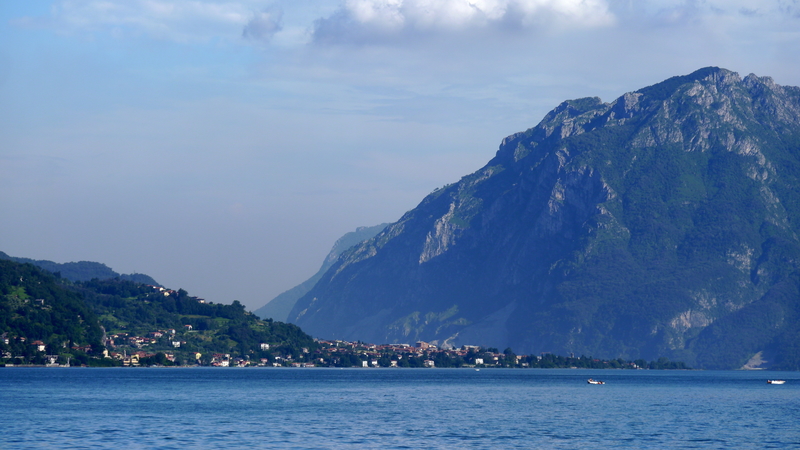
[{"x1": 2, "y1": 0, "x2": 799, "y2": 311}]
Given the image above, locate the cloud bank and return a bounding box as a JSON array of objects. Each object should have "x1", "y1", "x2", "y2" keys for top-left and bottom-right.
[
  {"x1": 311, "y1": 0, "x2": 615, "y2": 44},
  {"x1": 18, "y1": 0, "x2": 799, "y2": 48}
]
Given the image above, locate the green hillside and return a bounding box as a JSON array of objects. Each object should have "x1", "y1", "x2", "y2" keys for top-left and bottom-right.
[{"x1": 0, "y1": 259, "x2": 314, "y2": 366}]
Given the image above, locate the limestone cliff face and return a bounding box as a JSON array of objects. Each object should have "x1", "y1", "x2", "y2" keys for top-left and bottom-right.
[{"x1": 289, "y1": 68, "x2": 800, "y2": 369}]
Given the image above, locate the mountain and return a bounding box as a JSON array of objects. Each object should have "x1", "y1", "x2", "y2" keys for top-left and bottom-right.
[
  {"x1": 289, "y1": 67, "x2": 800, "y2": 370},
  {"x1": 0, "y1": 251, "x2": 160, "y2": 285},
  {"x1": 253, "y1": 224, "x2": 388, "y2": 322}
]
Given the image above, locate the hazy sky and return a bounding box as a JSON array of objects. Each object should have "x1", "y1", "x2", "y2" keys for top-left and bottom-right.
[{"x1": 2, "y1": 0, "x2": 799, "y2": 311}]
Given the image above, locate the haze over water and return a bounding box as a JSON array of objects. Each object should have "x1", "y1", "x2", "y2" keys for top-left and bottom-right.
[{"x1": 3, "y1": 368, "x2": 799, "y2": 449}]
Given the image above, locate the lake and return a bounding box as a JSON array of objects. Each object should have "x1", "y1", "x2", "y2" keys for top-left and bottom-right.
[{"x1": 2, "y1": 368, "x2": 799, "y2": 449}]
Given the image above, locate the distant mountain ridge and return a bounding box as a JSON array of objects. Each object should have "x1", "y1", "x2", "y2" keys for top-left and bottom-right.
[
  {"x1": 289, "y1": 67, "x2": 800, "y2": 370},
  {"x1": 253, "y1": 224, "x2": 388, "y2": 321},
  {"x1": 0, "y1": 251, "x2": 160, "y2": 286}
]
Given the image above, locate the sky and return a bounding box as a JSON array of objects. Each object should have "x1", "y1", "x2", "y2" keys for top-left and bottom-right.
[{"x1": 1, "y1": 0, "x2": 799, "y2": 311}]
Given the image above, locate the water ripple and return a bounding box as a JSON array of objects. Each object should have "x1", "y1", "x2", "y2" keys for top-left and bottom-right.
[{"x1": 2, "y1": 368, "x2": 800, "y2": 449}]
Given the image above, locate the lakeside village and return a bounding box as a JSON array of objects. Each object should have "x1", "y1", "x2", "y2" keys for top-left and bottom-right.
[
  {"x1": 1, "y1": 330, "x2": 687, "y2": 370},
  {"x1": 2, "y1": 284, "x2": 688, "y2": 369}
]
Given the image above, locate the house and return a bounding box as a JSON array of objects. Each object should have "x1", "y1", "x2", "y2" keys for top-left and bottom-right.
[
  {"x1": 475, "y1": 358, "x2": 484, "y2": 365},
  {"x1": 423, "y1": 360, "x2": 435, "y2": 368},
  {"x1": 31, "y1": 340, "x2": 46, "y2": 352},
  {"x1": 260, "y1": 343, "x2": 270, "y2": 350}
]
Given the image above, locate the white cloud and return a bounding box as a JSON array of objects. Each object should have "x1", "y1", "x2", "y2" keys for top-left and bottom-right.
[
  {"x1": 18, "y1": 0, "x2": 795, "y2": 48},
  {"x1": 312, "y1": 0, "x2": 615, "y2": 44}
]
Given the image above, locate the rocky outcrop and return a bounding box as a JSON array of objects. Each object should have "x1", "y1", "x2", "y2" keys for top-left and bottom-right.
[{"x1": 289, "y1": 68, "x2": 800, "y2": 369}]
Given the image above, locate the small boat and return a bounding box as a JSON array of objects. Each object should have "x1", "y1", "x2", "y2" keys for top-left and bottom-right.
[
  {"x1": 587, "y1": 378, "x2": 605, "y2": 385},
  {"x1": 767, "y1": 380, "x2": 786, "y2": 385}
]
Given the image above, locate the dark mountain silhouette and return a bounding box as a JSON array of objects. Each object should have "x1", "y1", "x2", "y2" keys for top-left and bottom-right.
[{"x1": 0, "y1": 251, "x2": 159, "y2": 286}]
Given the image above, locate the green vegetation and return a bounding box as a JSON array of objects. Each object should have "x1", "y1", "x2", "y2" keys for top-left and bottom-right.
[
  {"x1": 0, "y1": 260, "x2": 103, "y2": 366},
  {"x1": 0, "y1": 259, "x2": 314, "y2": 367}
]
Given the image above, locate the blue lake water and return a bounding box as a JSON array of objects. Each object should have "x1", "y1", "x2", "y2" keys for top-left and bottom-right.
[{"x1": 2, "y1": 368, "x2": 799, "y2": 449}]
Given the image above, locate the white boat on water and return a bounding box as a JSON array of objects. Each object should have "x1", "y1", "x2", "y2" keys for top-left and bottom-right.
[
  {"x1": 587, "y1": 378, "x2": 605, "y2": 385},
  {"x1": 767, "y1": 380, "x2": 786, "y2": 385}
]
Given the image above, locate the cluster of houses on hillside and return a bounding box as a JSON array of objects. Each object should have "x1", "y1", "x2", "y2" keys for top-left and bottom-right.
[
  {"x1": 106, "y1": 330, "x2": 185, "y2": 350},
  {"x1": 1, "y1": 333, "x2": 98, "y2": 367},
  {"x1": 146, "y1": 285, "x2": 206, "y2": 303}
]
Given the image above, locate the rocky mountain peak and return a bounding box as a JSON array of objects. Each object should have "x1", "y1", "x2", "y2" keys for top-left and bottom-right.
[{"x1": 289, "y1": 68, "x2": 800, "y2": 370}]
